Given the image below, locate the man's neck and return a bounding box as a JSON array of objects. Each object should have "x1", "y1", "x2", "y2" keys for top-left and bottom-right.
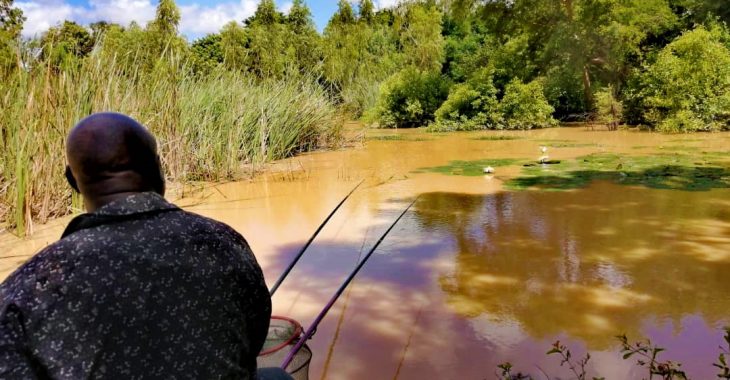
[{"x1": 85, "y1": 192, "x2": 144, "y2": 213}]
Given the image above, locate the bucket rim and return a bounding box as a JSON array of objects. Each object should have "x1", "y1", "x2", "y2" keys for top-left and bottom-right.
[{"x1": 258, "y1": 315, "x2": 304, "y2": 356}]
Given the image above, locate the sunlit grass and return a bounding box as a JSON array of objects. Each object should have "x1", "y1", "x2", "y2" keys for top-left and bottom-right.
[{"x1": 0, "y1": 50, "x2": 342, "y2": 235}]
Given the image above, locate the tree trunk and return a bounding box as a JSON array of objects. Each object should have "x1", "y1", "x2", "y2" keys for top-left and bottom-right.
[
  {"x1": 561, "y1": 0, "x2": 574, "y2": 19},
  {"x1": 582, "y1": 64, "x2": 593, "y2": 110}
]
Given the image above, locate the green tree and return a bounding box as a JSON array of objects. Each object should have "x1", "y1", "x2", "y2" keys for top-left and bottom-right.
[
  {"x1": 242, "y1": 0, "x2": 292, "y2": 78},
  {"x1": 542, "y1": 0, "x2": 676, "y2": 110},
  {"x1": 641, "y1": 26, "x2": 730, "y2": 132},
  {"x1": 475, "y1": 0, "x2": 676, "y2": 116},
  {"x1": 399, "y1": 3, "x2": 444, "y2": 72},
  {"x1": 219, "y1": 21, "x2": 248, "y2": 71},
  {"x1": 146, "y1": 0, "x2": 186, "y2": 63},
  {"x1": 288, "y1": 0, "x2": 313, "y2": 31},
  {"x1": 246, "y1": 0, "x2": 281, "y2": 26},
  {"x1": 41, "y1": 21, "x2": 94, "y2": 70},
  {"x1": 441, "y1": 12, "x2": 491, "y2": 83},
  {"x1": 594, "y1": 85, "x2": 623, "y2": 130},
  {"x1": 434, "y1": 68, "x2": 501, "y2": 130},
  {"x1": 499, "y1": 79, "x2": 557, "y2": 129},
  {"x1": 89, "y1": 21, "x2": 117, "y2": 45},
  {"x1": 0, "y1": 0, "x2": 23, "y2": 72},
  {"x1": 285, "y1": 0, "x2": 321, "y2": 75},
  {"x1": 676, "y1": 0, "x2": 730, "y2": 25},
  {"x1": 370, "y1": 67, "x2": 451, "y2": 128},
  {"x1": 359, "y1": 0, "x2": 375, "y2": 24},
  {"x1": 190, "y1": 33, "x2": 223, "y2": 75},
  {"x1": 149, "y1": 0, "x2": 181, "y2": 37},
  {"x1": 332, "y1": 0, "x2": 356, "y2": 26},
  {"x1": 0, "y1": 0, "x2": 24, "y2": 38},
  {"x1": 43, "y1": 21, "x2": 94, "y2": 57}
]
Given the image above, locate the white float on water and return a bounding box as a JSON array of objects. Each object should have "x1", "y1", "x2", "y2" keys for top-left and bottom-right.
[{"x1": 538, "y1": 146, "x2": 549, "y2": 164}]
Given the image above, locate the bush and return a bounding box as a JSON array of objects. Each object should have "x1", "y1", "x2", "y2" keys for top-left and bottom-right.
[
  {"x1": 641, "y1": 26, "x2": 730, "y2": 132},
  {"x1": 369, "y1": 67, "x2": 451, "y2": 128},
  {"x1": 432, "y1": 68, "x2": 501, "y2": 131},
  {"x1": 499, "y1": 79, "x2": 558, "y2": 130},
  {"x1": 594, "y1": 85, "x2": 623, "y2": 130},
  {"x1": 656, "y1": 109, "x2": 706, "y2": 133}
]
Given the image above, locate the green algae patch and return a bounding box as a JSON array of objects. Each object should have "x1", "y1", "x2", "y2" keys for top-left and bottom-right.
[
  {"x1": 506, "y1": 153, "x2": 730, "y2": 191},
  {"x1": 659, "y1": 145, "x2": 702, "y2": 152},
  {"x1": 548, "y1": 142, "x2": 602, "y2": 148},
  {"x1": 415, "y1": 158, "x2": 522, "y2": 176},
  {"x1": 471, "y1": 135, "x2": 523, "y2": 141},
  {"x1": 530, "y1": 139, "x2": 601, "y2": 148},
  {"x1": 366, "y1": 135, "x2": 431, "y2": 142}
]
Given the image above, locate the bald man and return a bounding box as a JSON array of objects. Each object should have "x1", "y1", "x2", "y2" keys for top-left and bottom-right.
[{"x1": 0, "y1": 113, "x2": 274, "y2": 379}]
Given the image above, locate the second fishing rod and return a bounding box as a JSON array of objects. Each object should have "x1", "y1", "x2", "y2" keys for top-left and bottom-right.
[
  {"x1": 280, "y1": 196, "x2": 419, "y2": 370},
  {"x1": 269, "y1": 180, "x2": 364, "y2": 296}
]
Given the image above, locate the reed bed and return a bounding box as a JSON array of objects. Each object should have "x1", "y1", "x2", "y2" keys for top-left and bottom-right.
[{"x1": 0, "y1": 50, "x2": 342, "y2": 236}]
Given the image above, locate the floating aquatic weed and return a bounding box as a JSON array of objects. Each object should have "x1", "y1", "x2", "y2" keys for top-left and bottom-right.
[
  {"x1": 415, "y1": 158, "x2": 522, "y2": 176},
  {"x1": 548, "y1": 142, "x2": 602, "y2": 148},
  {"x1": 471, "y1": 135, "x2": 523, "y2": 141},
  {"x1": 366, "y1": 135, "x2": 430, "y2": 141},
  {"x1": 505, "y1": 153, "x2": 730, "y2": 191}
]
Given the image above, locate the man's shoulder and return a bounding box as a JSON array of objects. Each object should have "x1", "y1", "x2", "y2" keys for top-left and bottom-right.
[
  {"x1": 0, "y1": 238, "x2": 73, "y2": 302},
  {"x1": 172, "y1": 210, "x2": 249, "y2": 244}
]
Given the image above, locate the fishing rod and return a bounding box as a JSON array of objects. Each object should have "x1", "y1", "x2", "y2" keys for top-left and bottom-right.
[
  {"x1": 269, "y1": 179, "x2": 364, "y2": 296},
  {"x1": 280, "y1": 197, "x2": 419, "y2": 370}
]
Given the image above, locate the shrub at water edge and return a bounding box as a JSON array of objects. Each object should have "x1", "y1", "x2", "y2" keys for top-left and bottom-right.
[
  {"x1": 367, "y1": 67, "x2": 451, "y2": 128},
  {"x1": 640, "y1": 26, "x2": 730, "y2": 132}
]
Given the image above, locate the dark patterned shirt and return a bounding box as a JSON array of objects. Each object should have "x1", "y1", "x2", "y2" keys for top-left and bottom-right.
[{"x1": 0, "y1": 192, "x2": 271, "y2": 379}]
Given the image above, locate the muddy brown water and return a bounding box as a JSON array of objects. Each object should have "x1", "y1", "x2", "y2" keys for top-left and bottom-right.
[{"x1": 1, "y1": 126, "x2": 729, "y2": 379}]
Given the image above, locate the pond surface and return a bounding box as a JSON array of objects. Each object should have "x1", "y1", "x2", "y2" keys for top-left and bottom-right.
[{"x1": 2, "y1": 126, "x2": 730, "y2": 379}]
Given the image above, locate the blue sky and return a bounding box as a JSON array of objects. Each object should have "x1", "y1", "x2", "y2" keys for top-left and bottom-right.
[{"x1": 16, "y1": 0, "x2": 396, "y2": 39}]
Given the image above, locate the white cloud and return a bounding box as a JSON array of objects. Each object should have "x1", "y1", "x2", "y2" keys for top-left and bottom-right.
[
  {"x1": 82, "y1": 0, "x2": 156, "y2": 27},
  {"x1": 17, "y1": 0, "x2": 74, "y2": 36},
  {"x1": 179, "y1": 0, "x2": 257, "y2": 36},
  {"x1": 376, "y1": 0, "x2": 400, "y2": 9},
  {"x1": 17, "y1": 0, "x2": 263, "y2": 39},
  {"x1": 17, "y1": 0, "x2": 156, "y2": 37},
  {"x1": 279, "y1": 1, "x2": 292, "y2": 15}
]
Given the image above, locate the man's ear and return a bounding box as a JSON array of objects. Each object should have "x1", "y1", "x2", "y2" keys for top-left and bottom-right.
[
  {"x1": 153, "y1": 155, "x2": 165, "y2": 197},
  {"x1": 65, "y1": 166, "x2": 80, "y2": 193}
]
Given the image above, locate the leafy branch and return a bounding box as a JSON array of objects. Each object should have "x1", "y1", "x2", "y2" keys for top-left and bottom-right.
[
  {"x1": 713, "y1": 327, "x2": 730, "y2": 379},
  {"x1": 616, "y1": 334, "x2": 687, "y2": 380}
]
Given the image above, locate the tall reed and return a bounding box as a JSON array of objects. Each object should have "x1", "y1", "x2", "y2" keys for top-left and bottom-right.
[{"x1": 0, "y1": 45, "x2": 342, "y2": 235}]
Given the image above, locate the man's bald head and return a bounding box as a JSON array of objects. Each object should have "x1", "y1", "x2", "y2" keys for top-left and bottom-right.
[{"x1": 66, "y1": 112, "x2": 165, "y2": 211}]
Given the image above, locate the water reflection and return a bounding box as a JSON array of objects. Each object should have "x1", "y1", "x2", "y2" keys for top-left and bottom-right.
[
  {"x1": 267, "y1": 182, "x2": 729, "y2": 379},
  {"x1": 414, "y1": 184, "x2": 730, "y2": 346},
  {"x1": 408, "y1": 183, "x2": 729, "y2": 378}
]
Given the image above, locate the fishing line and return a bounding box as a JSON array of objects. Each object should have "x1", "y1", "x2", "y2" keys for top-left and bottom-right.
[
  {"x1": 281, "y1": 197, "x2": 419, "y2": 370},
  {"x1": 269, "y1": 179, "x2": 364, "y2": 296},
  {"x1": 318, "y1": 230, "x2": 369, "y2": 380}
]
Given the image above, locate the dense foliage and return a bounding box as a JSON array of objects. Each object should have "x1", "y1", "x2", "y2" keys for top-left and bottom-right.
[
  {"x1": 2, "y1": 0, "x2": 730, "y2": 232},
  {"x1": 3, "y1": 0, "x2": 728, "y2": 131},
  {"x1": 639, "y1": 26, "x2": 730, "y2": 132}
]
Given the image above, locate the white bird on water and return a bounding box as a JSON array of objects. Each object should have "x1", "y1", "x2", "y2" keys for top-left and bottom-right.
[
  {"x1": 538, "y1": 146, "x2": 549, "y2": 164},
  {"x1": 483, "y1": 166, "x2": 495, "y2": 174}
]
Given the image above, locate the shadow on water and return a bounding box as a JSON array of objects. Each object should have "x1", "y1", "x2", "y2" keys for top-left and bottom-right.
[{"x1": 268, "y1": 185, "x2": 730, "y2": 379}]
